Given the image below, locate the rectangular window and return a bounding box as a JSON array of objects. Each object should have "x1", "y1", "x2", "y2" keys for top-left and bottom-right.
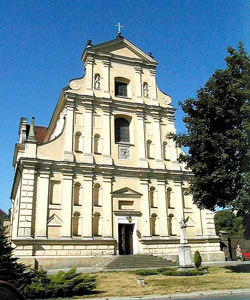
[{"x1": 115, "y1": 81, "x2": 127, "y2": 97}]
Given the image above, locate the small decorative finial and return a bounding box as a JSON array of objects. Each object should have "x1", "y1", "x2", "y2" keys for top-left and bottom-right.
[
  {"x1": 148, "y1": 52, "x2": 154, "y2": 58},
  {"x1": 115, "y1": 22, "x2": 124, "y2": 36},
  {"x1": 27, "y1": 117, "x2": 37, "y2": 143},
  {"x1": 86, "y1": 40, "x2": 93, "y2": 48}
]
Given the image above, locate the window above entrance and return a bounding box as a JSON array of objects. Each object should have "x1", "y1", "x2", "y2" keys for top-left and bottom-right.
[{"x1": 114, "y1": 77, "x2": 130, "y2": 98}]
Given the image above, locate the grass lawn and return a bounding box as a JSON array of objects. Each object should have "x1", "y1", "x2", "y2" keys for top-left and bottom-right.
[{"x1": 81, "y1": 265, "x2": 250, "y2": 298}]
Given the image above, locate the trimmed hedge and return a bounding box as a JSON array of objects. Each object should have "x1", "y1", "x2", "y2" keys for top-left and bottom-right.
[
  {"x1": 135, "y1": 267, "x2": 208, "y2": 277},
  {"x1": 135, "y1": 269, "x2": 159, "y2": 276}
]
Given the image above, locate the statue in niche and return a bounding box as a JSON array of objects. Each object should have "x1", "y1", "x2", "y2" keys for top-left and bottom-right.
[
  {"x1": 143, "y1": 82, "x2": 149, "y2": 97},
  {"x1": 179, "y1": 217, "x2": 189, "y2": 244},
  {"x1": 94, "y1": 74, "x2": 100, "y2": 90}
]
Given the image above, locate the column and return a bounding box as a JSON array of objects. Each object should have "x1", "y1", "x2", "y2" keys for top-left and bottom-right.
[
  {"x1": 137, "y1": 113, "x2": 148, "y2": 168},
  {"x1": 173, "y1": 179, "x2": 184, "y2": 236},
  {"x1": 85, "y1": 57, "x2": 94, "y2": 96},
  {"x1": 82, "y1": 175, "x2": 93, "y2": 239},
  {"x1": 153, "y1": 116, "x2": 165, "y2": 169},
  {"x1": 140, "y1": 179, "x2": 151, "y2": 238},
  {"x1": 83, "y1": 105, "x2": 94, "y2": 163},
  {"x1": 149, "y1": 69, "x2": 158, "y2": 105},
  {"x1": 102, "y1": 60, "x2": 111, "y2": 98},
  {"x1": 61, "y1": 172, "x2": 73, "y2": 238},
  {"x1": 102, "y1": 107, "x2": 113, "y2": 165},
  {"x1": 157, "y1": 180, "x2": 169, "y2": 238},
  {"x1": 64, "y1": 100, "x2": 75, "y2": 162},
  {"x1": 135, "y1": 66, "x2": 143, "y2": 103},
  {"x1": 102, "y1": 176, "x2": 113, "y2": 239},
  {"x1": 36, "y1": 171, "x2": 50, "y2": 238}
]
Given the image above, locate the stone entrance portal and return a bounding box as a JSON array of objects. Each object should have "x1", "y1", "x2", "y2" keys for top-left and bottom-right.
[{"x1": 118, "y1": 224, "x2": 134, "y2": 255}]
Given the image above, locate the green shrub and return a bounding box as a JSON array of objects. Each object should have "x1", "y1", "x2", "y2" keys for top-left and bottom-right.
[
  {"x1": 162, "y1": 268, "x2": 205, "y2": 276},
  {"x1": 157, "y1": 267, "x2": 173, "y2": 273},
  {"x1": 22, "y1": 267, "x2": 96, "y2": 299},
  {"x1": 194, "y1": 251, "x2": 202, "y2": 269},
  {"x1": 135, "y1": 269, "x2": 159, "y2": 276}
]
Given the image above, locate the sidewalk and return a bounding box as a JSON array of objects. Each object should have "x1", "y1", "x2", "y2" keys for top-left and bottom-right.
[
  {"x1": 78, "y1": 288, "x2": 250, "y2": 299},
  {"x1": 47, "y1": 260, "x2": 250, "y2": 275}
]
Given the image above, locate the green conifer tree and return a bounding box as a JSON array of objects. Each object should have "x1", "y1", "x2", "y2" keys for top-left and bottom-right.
[{"x1": 0, "y1": 225, "x2": 33, "y2": 291}]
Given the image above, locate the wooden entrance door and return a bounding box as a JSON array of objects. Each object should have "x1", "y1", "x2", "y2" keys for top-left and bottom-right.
[{"x1": 118, "y1": 224, "x2": 134, "y2": 255}]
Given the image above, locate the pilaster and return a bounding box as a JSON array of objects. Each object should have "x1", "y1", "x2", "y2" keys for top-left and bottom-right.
[
  {"x1": 173, "y1": 178, "x2": 184, "y2": 236},
  {"x1": 83, "y1": 104, "x2": 94, "y2": 163},
  {"x1": 82, "y1": 174, "x2": 93, "y2": 239},
  {"x1": 140, "y1": 179, "x2": 151, "y2": 238},
  {"x1": 193, "y1": 206, "x2": 203, "y2": 238},
  {"x1": 135, "y1": 66, "x2": 143, "y2": 103},
  {"x1": 102, "y1": 176, "x2": 113, "y2": 239},
  {"x1": 61, "y1": 171, "x2": 73, "y2": 238},
  {"x1": 102, "y1": 60, "x2": 111, "y2": 98},
  {"x1": 17, "y1": 166, "x2": 36, "y2": 238},
  {"x1": 137, "y1": 112, "x2": 148, "y2": 168},
  {"x1": 64, "y1": 98, "x2": 75, "y2": 162},
  {"x1": 36, "y1": 170, "x2": 50, "y2": 238},
  {"x1": 157, "y1": 180, "x2": 169, "y2": 238},
  {"x1": 149, "y1": 68, "x2": 158, "y2": 105},
  {"x1": 102, "y1": 107, "x2": 113, "y2": 165},
  {"x1": 85, "y1": 57, "x2": 94, "y2": 96},
  {"x1": 153, "y1": 115, "x2": 165, "y2": 169},
  {"x1": 202, "y1": 209, "x2": 218, "y2": 238},
  {"x1": 167, "y1": 121, "x2": 180, "y2": 170}
]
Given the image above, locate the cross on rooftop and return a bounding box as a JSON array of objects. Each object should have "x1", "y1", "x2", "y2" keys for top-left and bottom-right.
[{"x1": 115, "y1": 22, "x2": 124, "y2": 34}]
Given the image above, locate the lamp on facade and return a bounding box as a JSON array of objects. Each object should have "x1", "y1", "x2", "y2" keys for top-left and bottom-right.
[{"x1": 127, "y1": 216, "x2": 132, "y2": 223}]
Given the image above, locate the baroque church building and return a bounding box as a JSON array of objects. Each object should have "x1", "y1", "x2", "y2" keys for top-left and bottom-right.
[{"x1": 10, "y1": 35, "x2": 224, "y2": 268}]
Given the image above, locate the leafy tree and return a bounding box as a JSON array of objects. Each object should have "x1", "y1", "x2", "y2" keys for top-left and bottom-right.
[
  {"x1": 169, "y1": 43, "x2": 250, "y2": 237},
  {"x1": 214, "y1": 210, "x2": 244, "y2": 236}
]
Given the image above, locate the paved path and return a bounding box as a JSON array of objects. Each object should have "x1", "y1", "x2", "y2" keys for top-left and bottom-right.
[
  {"x1": 77, "y1": 289, "x2": 250, "y2": 300},
  {"x1": 46, "y1": 260, "x2": 250, "y2": 275}
]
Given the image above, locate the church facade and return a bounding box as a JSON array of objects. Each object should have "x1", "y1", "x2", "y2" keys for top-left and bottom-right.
[{"x1": 10, "y1": 35, "x2": 224, "y2": 267}]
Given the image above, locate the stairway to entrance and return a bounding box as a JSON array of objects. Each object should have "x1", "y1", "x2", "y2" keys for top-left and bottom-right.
[{"x1": 105, "y1": 255, "x2": 176, "y2": 270}]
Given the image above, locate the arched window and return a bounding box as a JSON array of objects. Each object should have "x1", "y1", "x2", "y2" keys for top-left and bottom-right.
[
  {"x1": 75, "y1": 132, "x2": 83, "y2": 152},
  {"x1": 166, "y1": 187, "x2": 172, "y2": 208},
  {"x1": 115, "y1": 78, "x2": 129, "y2": 97},
  {"x1": 168, "y1": 214, "x2": 176, "y2": 236},
  {"x1": 94, "y1": 134, "x2": 101, "y2": 153},
  {"x1": 93, "y1": 183, "x2": 101, "y2": 206},
  {"x1": 146, "y1": 140, "x2": 153, "y2": 158},
  {"x1": 115, "y1": 118, "x2": 130, "y2": 143},
  {"x1": 93, "y1": 212, "x2": 101, "y2": 236},
  {"x1": 151, "y1": 213, "x2": 157, "y2": 236},
  {"x1": 150, "y1": 187, "x2": 156, "y2": 208},
  {"x1": 74, "y1": 182, "x2": 81, "y2": 206},
  {"x1": 72, "y1": 212, "x2": 80, "y2": 236}
]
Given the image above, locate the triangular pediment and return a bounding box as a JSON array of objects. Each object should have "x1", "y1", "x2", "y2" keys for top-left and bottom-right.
[
  {"x1": 83, "y1": 37, "x2": 157, "y2": 64},
  {"x1": 47, "y1": 214, "x2": 62, "y2": 227},
  {"x1": 112, "y1": 187, "x2": 142, "y2": 197}
]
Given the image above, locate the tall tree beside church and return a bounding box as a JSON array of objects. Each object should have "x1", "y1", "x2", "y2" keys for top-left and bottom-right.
[{"x1": 170, "y1": 43, "x2": 250, "y2": 237}]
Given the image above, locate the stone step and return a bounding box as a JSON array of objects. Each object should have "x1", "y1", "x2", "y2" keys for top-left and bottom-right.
[{"x1": 105, "y1": 255, "x2": 176, "y2": 269}]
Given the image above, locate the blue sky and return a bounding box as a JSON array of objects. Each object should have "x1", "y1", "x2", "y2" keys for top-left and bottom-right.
[{"x1": 0, "y1": 0, "x2": 249, "y2": 213}]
